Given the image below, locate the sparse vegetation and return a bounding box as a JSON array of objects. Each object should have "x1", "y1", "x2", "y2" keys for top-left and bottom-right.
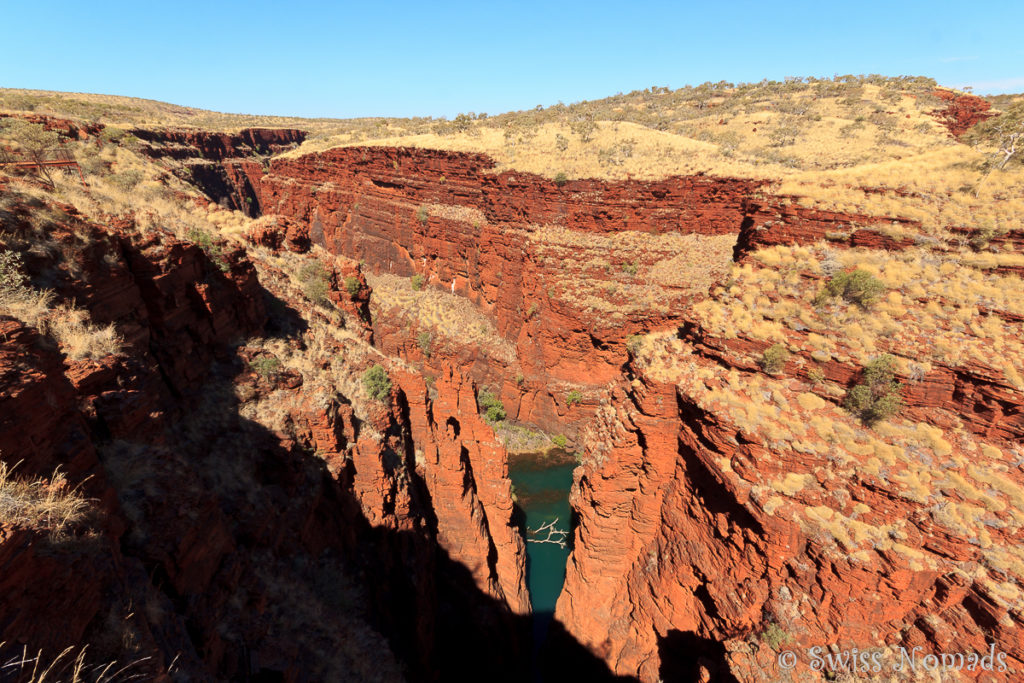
[
  {"x1": 0, "y1": 249, "x2": 121, "y2": 360},
  {"x1": 0, "y1": 119, "x2": 62, "y2": 186},
  {"x1": 554, "y1": 172, "x2": 568, "y2": 186},
  {"x1": 415, "y1": 206, "x2": 428, "y2": 224},
  {"x1": 250, "y1": 356, "x2": 282, "y2": 378},
  {"x1": 566, "y1": 390, "x2": 583, "y2": 407},
  {"x1": 0, "y1": 643, "x2": 150, "y2": 683},
  {"x1": 477, "y1": 387, "x2": 506, "y2": 423},
  {"x1": 410, "y1": 273, "x2": 425, "y2": 291},
  {"x1": 761, "y1": 622, "x2": 791, "y2": 651},
  {"x1": 760, "y1": 343, "x2": 790, "y2": 374},
  {"x1": 186, "y1": 227, "x2": 230, "y2": 273},
  {"x1": 814, "y1": 268, "x2": 886, "y2": 308},
  {"x1": 0, "y1": 462, "x2": 91, "y2": 537},
  {"x1": 551, "y1": 435, "x2": 567, "y2": 449},
  {"x1": 362, "y1": 364, "x2": 391, "y2": 401},
  {"x1": 417, "y1": 330, "x2": 433, "y2": 358},
  {"x1": 344, "y1": 275, "x2": 360, "y2": 296},
  {"x1": 626, "y1": 334, "x2": 644, "y2": 354},
  {"x1": 0, "y1": 250, "x2": 28, "y2": 294},
  {"x1": 298, "y1": 261, "x2": 331, "y2": 306},
  {"x1": 108, "y1": 169, "x2": 144, "y2": 192},
  {"x1": 844, "y1": 354, "x2": 903, "y2": 424}
]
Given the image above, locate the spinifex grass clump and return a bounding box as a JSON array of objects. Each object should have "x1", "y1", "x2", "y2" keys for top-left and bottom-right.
[
  {"x1": 344, "y1": 275, "x2": 360, "y2": 296},
  {"x1": 0, "y1": 463, "x2": 91, "y2": 538}
]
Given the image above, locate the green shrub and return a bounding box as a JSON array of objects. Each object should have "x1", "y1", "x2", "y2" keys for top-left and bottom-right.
[
  {"x1": 554, "y1": 172, "x2": 568, "y2": 186},
  {"x1": 186, "y1": 227, "x2": 229, "y2": 273},
  {"x1": 761, "y1": 623, "x2": 790, "y2": 651},
  {"x1": 477, "y1": 388, "x2": 506, "y2": 423},
  {"x1": 411, "y1": 274, "x2": 425, "y2": 291},
  {"x1": 760, "y1": 343, "x2": 790, "y2": 374},
  {"x1": 415, "y1": 206, "x2": 429, "y2": 224},
  {"x1": 108, "y1": 169, "x2": 144, "y2": 192},
  {"x1": 968, "y1": 227, "x2": 997, "y2": 252},
  {"x1": 622, "y1": 262, "x2": 639, "y2": 277},
  {"x1": 250, "y1": 356, "x2": 281, "y2": 378},
  {"x1": 0, "y1": 119, "x2": 61, "y2": 185},
  {"x1": 566, "y1": 390, "x2": 583, "y2": 407},
  {"x1": 344, "y1": 275, "x2": 360, "y2": 296},
  {"x1": 362, "y1": 364, "x2": 391, "y2": 401},
  {"x1": 100, "y1": 126, "x2": 126, "y2": 142},
  {"x1": 844, "y1": 354, "x2": 903, "y2": 424},
  {"x1": 552, "y1": 434, "x2": 568, "y2": 449},
  {"x1": 626, "y1": 334, "x2": 643, "y2": 354},
  {"x1": 299, "y1": 261, "x2": 331, "y2": 306},
  {"x1": 814, "y1": 269, "x2": 886, "y2": 308},
  {"x1": 807, "y1": 367, "x2": 826, "y2": 385},
  {"x1": 417, "y1": 330, "x2": 433, "y2": 358}
]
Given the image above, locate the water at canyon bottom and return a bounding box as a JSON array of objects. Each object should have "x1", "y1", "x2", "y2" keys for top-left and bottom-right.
[{"x1": 508, "y1": 447, "x2": 576, "y2": 671}]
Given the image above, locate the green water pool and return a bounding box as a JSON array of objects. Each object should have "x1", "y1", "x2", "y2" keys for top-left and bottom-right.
[{"x1": 508, "y1": 449, "x2": 576, "y2": 614}]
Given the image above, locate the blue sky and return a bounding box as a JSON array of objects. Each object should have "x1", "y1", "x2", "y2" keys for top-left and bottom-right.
[{"x1": 2, "y1": 0, "x2": 1022, "y2": 119}]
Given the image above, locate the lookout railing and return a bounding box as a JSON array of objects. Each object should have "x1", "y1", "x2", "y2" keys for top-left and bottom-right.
[{"x1": 0, "y1": 146, "x2": 86, "y2": 185}]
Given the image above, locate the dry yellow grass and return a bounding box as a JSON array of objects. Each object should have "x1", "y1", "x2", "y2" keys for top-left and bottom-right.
[
  {"x1": 633, "y1": 329, "x2": 1024, "y2": 597},
  {"x1": 367, "y1": 272, "x2": 516, "y2": 364},
  {"x1": 0, "y1": 251, "x2": 122, "y2": 361},
  {"x1": 0, "y1": 461, "x2": 92, "y2": 535},
  {"x1": 6, "y1": 78, "x2": 1022, "y2": 241},
  {"x1": 524, "y1": 226, "x2": 736, "y2": 320}
]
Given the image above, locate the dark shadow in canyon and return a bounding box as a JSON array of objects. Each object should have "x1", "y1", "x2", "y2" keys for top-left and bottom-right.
[
  {"x1": 657, "y1": 630, "x2": 740, "y2": 683},
  {"x1": 41, "y1": 269, "x2": 636, "y2": 682}
]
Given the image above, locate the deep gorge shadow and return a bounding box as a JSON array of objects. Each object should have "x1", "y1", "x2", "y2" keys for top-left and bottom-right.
[
  {"x1": 657, "y1": 630, "x2": 740, "y2": 683},
  {"x1": 75, "y1": 301, "x2": 635, "y2": 682},
  {"x1": 1, "y1": 230, "x2": 648, "y2": 682}
]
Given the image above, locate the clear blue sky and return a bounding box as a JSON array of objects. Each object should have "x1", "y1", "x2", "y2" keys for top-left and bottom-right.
[{"x1": 2, "y1": 0, "x2": 1022, "y2": 119}]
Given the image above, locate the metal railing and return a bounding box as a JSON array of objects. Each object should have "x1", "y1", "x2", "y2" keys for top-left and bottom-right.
[{"x1": 0, "y1": 146, "x2": 86, "y2": 184}]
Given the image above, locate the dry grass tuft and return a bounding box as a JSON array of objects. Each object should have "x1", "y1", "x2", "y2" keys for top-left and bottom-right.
[
  {"x1": 0, "y1": 249, "x2": 121, "y2": 360},
  {"x1": 0, "y1": 462, "x2": 92, "y2": 536},
  {"x1": 0, "y1": 642, "x2": 151, "y2": 682}
]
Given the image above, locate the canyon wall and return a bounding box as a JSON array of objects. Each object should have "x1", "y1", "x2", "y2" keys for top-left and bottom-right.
[
  {"x1": 0, "y1": 188, "x2": 533, "y2": 681},
  {"x1": 6, "y1": 118, "x2": 1017, "y2": 682},
  {"x1": 252, "y1": 147, "x2": 771, "y2": 437}
]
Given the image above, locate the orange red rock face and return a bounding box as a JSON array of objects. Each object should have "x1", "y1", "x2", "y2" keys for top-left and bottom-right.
[
  {"x1": 557, "y1": 364, "x2": 1024, "y2": 682},
  {"x1": 929, "y1": 89, "x2": 996, "y2": 138},
  {"x1": 255, "y1": 147, "x2": 766, "y2": 431}
]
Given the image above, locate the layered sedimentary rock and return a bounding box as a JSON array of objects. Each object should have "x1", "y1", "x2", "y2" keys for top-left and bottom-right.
[
  {"x1": 559, "y1": 361, "x2": 1024, "y2": 681},
  {"x1": 130, "y1": 127, "x2": 307, "y2": 161},
  {"x1": 249, "y1": 147, "x2": 769, "y2": 435},
  {"x1": 0, "y1": 189, "x2": 528, "y2": 681},
  {"x1": 130, "y1": 128, "x2": 305, "y2": 216}
]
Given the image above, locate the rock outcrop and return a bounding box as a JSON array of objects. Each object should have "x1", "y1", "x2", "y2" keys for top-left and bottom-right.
[{"x1": 929, "y1": 89, "x2": 996, "y2": 137}]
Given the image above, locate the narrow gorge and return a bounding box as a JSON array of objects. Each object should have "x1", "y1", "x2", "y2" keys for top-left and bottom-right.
[{"x1": 2, "y1": 83, "x2": 1023, "y2": 683}]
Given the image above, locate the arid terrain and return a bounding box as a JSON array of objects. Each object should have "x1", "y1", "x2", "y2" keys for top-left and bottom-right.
[{"x1": 1, "y1": 75, "x2": 1022, "y2": 681}]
